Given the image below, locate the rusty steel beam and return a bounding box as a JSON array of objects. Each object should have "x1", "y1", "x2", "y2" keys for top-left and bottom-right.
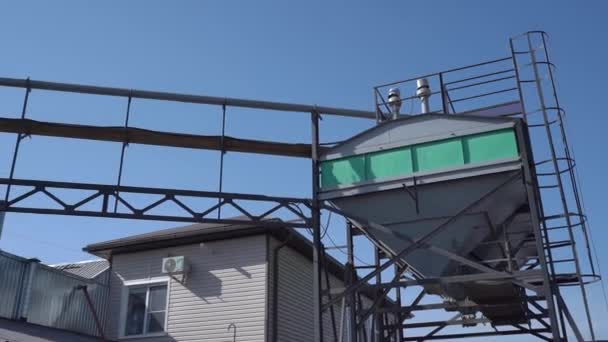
[{"x1": 0, "y1": 117, "x2": 324, "y2": 158}]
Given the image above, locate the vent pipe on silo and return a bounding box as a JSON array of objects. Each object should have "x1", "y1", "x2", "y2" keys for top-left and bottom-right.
[
  {"x1": 387, "y1": 88, "x2": 402, "y2": 120},
  {"x1": 416, "y1": 78, "x2": 431, "y2": 114}
]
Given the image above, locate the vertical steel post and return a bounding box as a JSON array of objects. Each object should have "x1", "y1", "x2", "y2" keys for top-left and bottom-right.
[
  {"x1": 346, "y1": 221, "x2": 358, "y2": 342},
  {"x1": 218, "y1": 103, "x2": 227, "y2": 219},
  {"x1": 439, "y1": 73, "x2": 449, "y2": 115},
  {"x1": 394, "y1": 264, "x2": 404, "y2": 342},
  {"x1": 77, "y1": 285, "x2": 106, "y2": 340},
  {"x1": 374, "y1": 247, "x2": 382, "y2": 342},
  {"x1": 4, "y1": 79, "x2": 31, "y2": 205},
  {"x1": 322, "y1": 246, "x2": 339, "y2": 342},
  {"x1": 311, "y1": 110, "x2": 324, "y2": 342},
  {"x1": 114, "y1": 95, "x2": 132, "y2": 213}
]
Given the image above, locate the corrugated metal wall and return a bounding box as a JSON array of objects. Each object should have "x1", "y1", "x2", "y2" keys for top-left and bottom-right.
[
  {"x1": 28, "y1": 264, "x2": 110, "y2": 337},
  {"x1": 0, "y1": 250, "x2": 109, "y2": 338},
  {"x1": 0, "y1": 250, "x2": 27, "y2": 319}
]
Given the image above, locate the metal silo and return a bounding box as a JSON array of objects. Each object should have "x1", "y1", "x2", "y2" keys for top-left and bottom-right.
[{"x1": 320, "y1": 113, "x2": 536, "y2": 323}]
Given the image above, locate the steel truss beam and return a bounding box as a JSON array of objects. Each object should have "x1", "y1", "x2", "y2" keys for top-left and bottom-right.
[
  {"x1": 0, "y1": 177, "x2": 311, "y2": 227},
  {"x1": 1, "y1": 35, "x2": 598, "y2": 342}
]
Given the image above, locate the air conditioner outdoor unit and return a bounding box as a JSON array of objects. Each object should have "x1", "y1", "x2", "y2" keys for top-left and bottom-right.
[{"x1": 162, "y1": 256, "x2": 186, "y2": 274}]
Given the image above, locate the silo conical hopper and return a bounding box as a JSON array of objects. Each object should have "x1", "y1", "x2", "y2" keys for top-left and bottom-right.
[{"x1": 319, "y1": 114, "x2": 538, "y2": 324}]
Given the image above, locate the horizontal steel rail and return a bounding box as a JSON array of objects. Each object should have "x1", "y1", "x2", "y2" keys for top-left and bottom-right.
[
  {"x1": 401, "y1": 329, "x2": 551, "y2": 341},
  {"x1": 0, "y1": 77, "x2": 376, "y2": 119},
  {"x1": 373, "y1": 56, "x2": 513, "y2": 89}
]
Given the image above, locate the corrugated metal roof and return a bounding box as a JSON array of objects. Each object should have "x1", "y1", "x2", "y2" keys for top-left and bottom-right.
[
  {"x1": 0, "y1": 317, "x2": 102, "y2": 342},
  {"x1": 83, "y1": 216, "x2": 281, "y2": 256},
  {"x1": 50, "y1": 259, "x2": 109, "y2": 279}
]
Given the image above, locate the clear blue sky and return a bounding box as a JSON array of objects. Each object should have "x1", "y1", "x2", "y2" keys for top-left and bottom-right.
[{"x1": 0, "y1": 1, "x2": 607, "y2": 340}]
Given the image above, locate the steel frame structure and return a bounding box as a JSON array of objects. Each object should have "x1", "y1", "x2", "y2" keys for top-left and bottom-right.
[
  {"x1": 0, "y1": 31, "x2": 601, "y2": 341},
  {"x1": 328, "y1": 31, "x2": 600, "y2": 342}
]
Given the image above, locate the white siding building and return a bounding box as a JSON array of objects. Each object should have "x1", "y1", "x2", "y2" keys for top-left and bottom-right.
[{"x1": 84, "y1": 220, "x2": 358, "y2": 342}]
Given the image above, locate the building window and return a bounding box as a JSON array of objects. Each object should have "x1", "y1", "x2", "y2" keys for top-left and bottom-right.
[{"x1": 123, "y1": 282, "x2": 168, "y2": 337}]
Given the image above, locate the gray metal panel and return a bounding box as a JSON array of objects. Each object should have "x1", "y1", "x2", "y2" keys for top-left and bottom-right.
[
  {"x1": 319, "y1": 157, "x2": 522, "y2": 199},
  {"x1": 322, "y1": 114, "x2": 517, "y2": 160},
  {"x1": 27, "y1": 265, "x2": 109, "y2": 338},
  {"x1": 330, "y1": 171, "x2": 529, "y2": 278},
  {"x1": 0, "y1": 251, "x2": 27, "y2": 319},
  {"x1": 51, "y1": 260, "x2": 109, "y2": 280}
]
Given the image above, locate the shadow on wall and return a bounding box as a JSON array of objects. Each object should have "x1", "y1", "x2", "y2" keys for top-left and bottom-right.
[{"x1": 172, "y1": 244, "x2": 261, "y2": 302}]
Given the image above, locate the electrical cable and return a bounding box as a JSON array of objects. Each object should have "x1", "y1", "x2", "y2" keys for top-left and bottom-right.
[
  {"x1": 3, "y1": 230, "x2": 87, "y2": 258},
  {"x1": 321, "y1": 211, "x2": 331, "y2": 240},
  {"x1": 324, "y1": 231, "x2": 374, "y2": 267},
  {"x1": 292, "y1": 203, "x2": 373, "y2": 267}
]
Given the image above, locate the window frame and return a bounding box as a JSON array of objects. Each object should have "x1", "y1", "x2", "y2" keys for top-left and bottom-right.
[{"x1": 119, "y1": 277, "x2": 170, "y2": 339}]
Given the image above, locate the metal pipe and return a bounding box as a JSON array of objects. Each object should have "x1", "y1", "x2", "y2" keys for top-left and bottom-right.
[
  {"x1": 310, "y1": 111, "x2": 324, "y2": 341},
  {"x1": 0, "y1": 77, "x2": 376, "y2": 119},
  {"x1": 387, "y1": 88, "x2": 401, "y2": 120},
  {"x1": 338, "y1": 296, "x2": 347, "y2": 342},
  {"x1": 346, "y1": 221, "x2": 358, "y2": 342},
  {"x1": 416, "y1": 79, "x2": 431, "y2": 114},
  {"x1": 322, "y1": 246, "x2": 339, "y2": 342},
  {"x1": 114, "y1": 95, "x2": 132, "y2": 213},
  {"x1": 4, "y1": 81, "x2": 31, "y2": 205},
  {"x1": 76, "y1": 285, "x2": 106, "y2": 340},
  {"x1": 227, "y1": 323, "x2": 237, "y2": 342},
  {"x1": 218, "y1": 103, "x2": 227, "y2": 219},
  {"x1": 271, "y1": 234, "x2": 291, "y2": 342},
  {"x1": 373, "y1": 247, "x2": 382, "y2": 341}
]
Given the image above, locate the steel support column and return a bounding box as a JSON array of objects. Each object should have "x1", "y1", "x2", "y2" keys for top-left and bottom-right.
[
  {"x1": 311, "y1": 110, "x2": 324, "y2": 341},
  {"x1": 515, "y1": 121, "x2": 562, "y2": 341},
  {"x1": 346, "y1": 221, "x2": 358, "y2": 342}
]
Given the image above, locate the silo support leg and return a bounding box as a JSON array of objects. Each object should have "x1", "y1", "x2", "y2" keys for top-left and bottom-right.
[{"x1": 556, "y1": 293, "x2": 584, "y2": 342}]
